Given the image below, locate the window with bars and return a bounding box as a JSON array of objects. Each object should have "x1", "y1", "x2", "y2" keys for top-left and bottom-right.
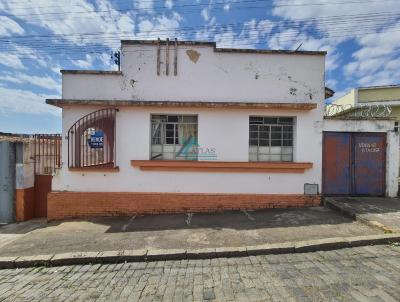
[
  {"x1": 249, "y1": 116, "x2": 294, "y2": 162},
  {"x1": 68, "y1": 108, "x2": 117, "y2": 169},
  {"x1": 151, "y1": 115, "x2": 198, "y2": 160}
]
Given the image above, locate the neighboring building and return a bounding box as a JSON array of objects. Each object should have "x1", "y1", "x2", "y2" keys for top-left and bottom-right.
[
  {"x1": 325, "y1": 85, "x2": 400, "y2": 196},
  {"x1": 322, "y1": 118, "x2": 399, "y2": 197},
  {"x1": 46, "y1": 39, "x2": 326, "y2": 220},
  {"x1": 0, "y1": 133, "x2": 61, "y2": 223},
  {"x1": 0, "y1": 133, "x2": 34, "y2": 223},
  {"x1": 331, "y1": 85, "x2": 400, "y2": 118}
]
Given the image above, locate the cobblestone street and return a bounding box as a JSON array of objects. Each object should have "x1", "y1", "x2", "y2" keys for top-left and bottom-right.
[{"x1": 0, "y1": 245, "x2": 399, "y2": 302}]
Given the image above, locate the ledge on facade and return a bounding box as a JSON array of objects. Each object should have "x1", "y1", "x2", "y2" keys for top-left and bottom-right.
[
  {"x1": 46, "y1": 99, "x2": 318, "y2": 110},
  {"x1": 69, "y1": 166, "x2": 120, "y2": 172},
  {"x1": 131, "y1": 160, "x2": 313, "y2": 173},
  {"x1": 60, "y1": 70, "x2": 122, "y2": 75},
  {"x1": 121, "y1": 40, "x2": 327, "y2": 56}
]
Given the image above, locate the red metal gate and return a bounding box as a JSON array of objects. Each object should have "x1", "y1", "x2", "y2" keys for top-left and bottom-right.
[
  {"x1": 323, "y1": 132, "x2": 386, "y2": 196},
  {"x1": 34, "y1": 134, "x2": 61, "y2": 218}
]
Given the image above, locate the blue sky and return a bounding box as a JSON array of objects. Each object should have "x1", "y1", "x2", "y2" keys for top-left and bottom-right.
[{"x1": 0, "y1": 0, "x2": 399, "y2": 133}]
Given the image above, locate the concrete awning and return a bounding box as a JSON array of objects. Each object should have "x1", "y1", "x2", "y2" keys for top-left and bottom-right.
[{"x1": 46, "y1": 99, "x2": 318, "y2": 110}]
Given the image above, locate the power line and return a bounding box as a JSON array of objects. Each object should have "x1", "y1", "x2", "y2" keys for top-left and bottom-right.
[
  {"x1": 1, "y1": 0, "x2": 398, "y2": 18},
  {"x1": 1, "y1": 10, "x2": 399, "y2": 41},
  {"x1": 1, "y1": 21, "x2": 398, "y2": 54},
  {"x1": 3, "y1": 25, "x2": 399, "y2": 59}
]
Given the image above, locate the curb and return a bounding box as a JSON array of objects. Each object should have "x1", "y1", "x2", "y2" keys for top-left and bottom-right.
[
  {"x1": 324, "y1": 199, "x2": 395, "y2": 233},
  {"x1": 1, "y1": 233, "x2": 400, "y2": 270}
]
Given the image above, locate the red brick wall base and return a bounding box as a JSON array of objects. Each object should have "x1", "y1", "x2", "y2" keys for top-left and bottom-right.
[
  {"x1": 47, "y1": 191, "x2": 321, "y2": 220},
  {"x1": 15, "y1": 187, "x2": 35, "y2": 222}
]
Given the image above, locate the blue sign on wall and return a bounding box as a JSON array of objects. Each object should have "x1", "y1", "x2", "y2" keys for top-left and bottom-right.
[{"x1": 88, "y1": 131, "x2": 104, "y2": 148}]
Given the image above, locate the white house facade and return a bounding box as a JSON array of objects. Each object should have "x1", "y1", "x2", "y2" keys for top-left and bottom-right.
[{"x1": 46, "y1": 40, "x2": 326, "y2": 220}]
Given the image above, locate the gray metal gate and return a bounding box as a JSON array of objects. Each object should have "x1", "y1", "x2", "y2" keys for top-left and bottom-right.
[{"x1": 0, "y1": 141, "x2": 16, "y2": 223}]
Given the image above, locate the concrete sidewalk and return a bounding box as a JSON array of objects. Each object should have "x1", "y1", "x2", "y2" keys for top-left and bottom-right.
[
  {"x1": 325, "y1": 197, "x2": 400, "y2": 233},
  {"x1": 0, "y1": 207, "x2": 383, "y2": 258},
  {"x1": 0, "y1": 219, "x2": 46, "y2": 250}
]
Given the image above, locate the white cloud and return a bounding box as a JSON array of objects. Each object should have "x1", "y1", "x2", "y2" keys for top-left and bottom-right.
[
  {"x1": 0, "y1": 16, "x2": 24, "y2": 36},
  {"x1": 0, "y1": 73, "x2": 61, "y2": 92},
  {"x1": 272, "y1": 0, "x2": 398, "y2": 35},
  {"x1": 72, "y1": 54, "x2": 94, "y2": 69},
  {"x1": 134, "y1": 0, "x2": 154, "y2": 11},
  {"x1": 0, "y1": 85, "x2": 60, "y2": 116},
  {"x1": 326, "y1": 78, "x2": 338, "y2": 90},
  {"x1": 0, "y1": 53, "x2": 25, "y2": 69},
  {"x1": 197, "y1": 19, "x2": 275, "y2": 49},
  {"x1": 201, "y1": 8, "x2": 210, "y2": 22},
  {"x1": 136, "y1": 13, "x2": 182, "y2": 39},
  {"x1": 271, "y1": 0, "x2": 400, "y2": 86},
  {"x1": 165, "y1": 0, "x2": 173, "y2": 9},
  {"x1": 0, "y1": 0, "x2": 135, "y2": 48},
  {"x1": 223, "y1": 4, "x2": 230, "y2": 12},
  {"x1": 343, "y1": 21, "x2": 400, "y2": 86}
]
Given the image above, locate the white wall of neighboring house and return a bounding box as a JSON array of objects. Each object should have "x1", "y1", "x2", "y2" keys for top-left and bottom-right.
[{"x1": 53, "y1": 41, "x2": 326, "y2": 195}]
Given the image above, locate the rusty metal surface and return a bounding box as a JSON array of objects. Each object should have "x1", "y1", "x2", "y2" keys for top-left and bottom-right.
[
  {"x1": 323, "y1": 132, "x2": 386, "y2": 197},
  {"x1": 34, "y1": 175, "x2": 51, "y2": 218},
  {"x1": 34, "y1": 134, "x2": 61, "y2": 175},
  {"x1": 67, "y1": 108, "x2": 117, "y2": 169},
  {"x1": 353, "y1": 134, "x2": 386, "y2": 196},
  {"x1": 323, "y1": 132, "x2": 352, "y2": 195}
]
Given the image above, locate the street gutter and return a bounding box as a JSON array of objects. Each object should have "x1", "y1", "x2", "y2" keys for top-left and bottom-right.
[{"x1": 1, "y1": 233, "x2": 399, "y2": 269}]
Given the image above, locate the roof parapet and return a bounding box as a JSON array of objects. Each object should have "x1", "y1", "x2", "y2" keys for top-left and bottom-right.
[
  {"x1": 60, "y1": 70, "x2": 122, "y2": 75},
  {"x1": 121, "y1": 39, "x2": 327, "y2": 56}
]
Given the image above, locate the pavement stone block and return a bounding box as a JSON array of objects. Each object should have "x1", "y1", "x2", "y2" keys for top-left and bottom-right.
[
  {"x1": 14, "y1": 254, "x2": 53, "y2": 268},
  {"x1": 215, "y1": 246, "x2": 247, "y2": 258},
  {"x1": 203, "y1": 288, "x2": 216, "y2": 300},
  {"x1": 146, "y1": 249, "x2": 186, "y2": 261},
  {"x1": 50, "y1": 251, "x2": 100, "y2": 266},
  {"x1": 295, "y1": 237, "x2": 349, "y2": 253},
  {"x1": 347, "y1": 234, "x2": 400, "y2": 247},
  {"x1": 0, "y1": 257, "x2": 17, "y2": 269},
  {"x1": 96, "y1": 250, "x2": 125, "y2": 264},
  {"x1": 246, "y1": 242, "x2": 295, "y2": 256},
  {"x1": 186, "y1": 248, "x2": 216, "y2": 259}
]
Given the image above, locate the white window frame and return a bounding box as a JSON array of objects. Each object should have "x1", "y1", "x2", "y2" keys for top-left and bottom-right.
[
  {"x1": 150, "y1": 114, "x2": 198, "y2": 160},
  {"x1": 249, "y1": 116, "x2": 295, "y2": 162}
]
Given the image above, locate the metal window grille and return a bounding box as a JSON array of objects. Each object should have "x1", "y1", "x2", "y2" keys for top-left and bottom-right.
[
  {"x1": 151, "y1": 115, "x2": 198, "y2": 160},
  {"x1": 68, "y1": 108, "x2": 117, "y2": 168},
  {"x1": 34, "y1": 134, "x2": 62, "y2": 175},
  {"x1": 249, "y1": 116, "x2": 294, "y2": 162}
]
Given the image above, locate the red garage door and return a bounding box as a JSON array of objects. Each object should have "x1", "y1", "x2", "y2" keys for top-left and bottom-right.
[{"x1": 323, "y1": 132, "x2": 386, "y2": 196}]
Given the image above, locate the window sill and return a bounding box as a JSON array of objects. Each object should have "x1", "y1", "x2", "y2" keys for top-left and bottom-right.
[
  {"x1": 131, "y1": 160, "x2": 312, "y2": 173},
  {"x1": 69, "y1": 166, "x2": 120, "y2": 172}
]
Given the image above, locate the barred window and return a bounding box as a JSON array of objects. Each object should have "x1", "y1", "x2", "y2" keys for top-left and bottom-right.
[
  {"x1": 249, "y1": 116, "x2": 294, "y2": 162},
  {"x1": 68, "y1": 108, "x2": 117, "y2": 169},
  {"x1": 151, "y1": 115, "x2": 198, "y2": 160}
]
